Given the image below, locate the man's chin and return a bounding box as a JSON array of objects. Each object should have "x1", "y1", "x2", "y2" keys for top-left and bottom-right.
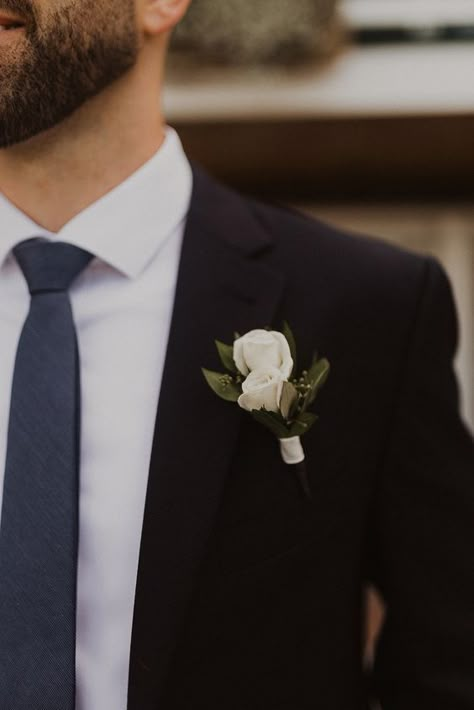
[{"x1": 0, "y1": 90, "x2": 93, "y2": 150}]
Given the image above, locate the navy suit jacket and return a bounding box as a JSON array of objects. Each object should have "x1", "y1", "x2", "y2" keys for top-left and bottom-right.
[{"x1": 126, "y1": 165, "x2": 474, "y2": 709}]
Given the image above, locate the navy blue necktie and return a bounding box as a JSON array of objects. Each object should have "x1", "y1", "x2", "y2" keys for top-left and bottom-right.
[{"x1": 0, "y1": 238, "x2": 93, "y2": 709}]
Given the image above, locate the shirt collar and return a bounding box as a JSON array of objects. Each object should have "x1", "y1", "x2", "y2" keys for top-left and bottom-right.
[{"x1": 0, "y1": 127, "x2": 193, "y2": 279}]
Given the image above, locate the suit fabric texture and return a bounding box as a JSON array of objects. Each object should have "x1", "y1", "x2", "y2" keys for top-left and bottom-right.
[{"x1": 127, "y1": 165, "x2": 474, "y2": 710}]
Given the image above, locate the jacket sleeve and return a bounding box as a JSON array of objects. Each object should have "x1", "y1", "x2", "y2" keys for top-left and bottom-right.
[{"x1": 369, "y1": 257, "x2": 474, "y2": 709}]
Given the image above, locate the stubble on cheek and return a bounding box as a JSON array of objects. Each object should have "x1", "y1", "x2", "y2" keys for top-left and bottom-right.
[{"x1": 0, "y1": 39, "x2": 30, "y2": 99}]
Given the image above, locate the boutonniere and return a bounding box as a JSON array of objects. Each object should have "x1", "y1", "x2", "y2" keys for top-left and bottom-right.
[{"x1": 202, "y1": 323, "x2": 330, "y2": 499}]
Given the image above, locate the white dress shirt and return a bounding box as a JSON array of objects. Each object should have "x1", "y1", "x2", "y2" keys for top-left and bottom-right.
[{"x1": 0, "y1": 127, "x2": 193, "y2": 710}]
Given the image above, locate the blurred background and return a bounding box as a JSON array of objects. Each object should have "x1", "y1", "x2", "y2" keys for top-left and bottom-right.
[{"x1": 164, "y1": 0, "x2": 473, "y2": 685}]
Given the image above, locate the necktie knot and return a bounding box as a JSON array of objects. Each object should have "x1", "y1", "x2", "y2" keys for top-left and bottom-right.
[{"x1": 13, "y1": 238, "x2": 93, "y2": 295}]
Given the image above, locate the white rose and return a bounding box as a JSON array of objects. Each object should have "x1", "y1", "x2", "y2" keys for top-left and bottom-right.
[
  {"x1": 233, "y1": 329, "x2": 293, "y2": 378},
  {"x1": 237, "y1": 367, "x2": 285, "y2": 413}
]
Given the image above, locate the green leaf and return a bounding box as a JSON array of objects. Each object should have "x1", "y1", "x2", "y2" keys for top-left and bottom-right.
[
  {"x1": 251, "y1": 409, "x2": 290, "y2": 439},
  {"x1": 289, "y1": 412, "x2": 318, "y2": 438},
  {"x1": 307, "y1": 357, "x2": 330, "y2": 385},
  {"x1": 215, "y1": 340, "x2": 237, "y2": 373},
  {"x1": 202, "y1": 368, "x2": 240, "y2": 402},
  {"x1": 280, "y1": 381, "x2": 298, "y2": 420},
  {"x1": 305, "y1": 358, "x2": 330, "y2": 406},
  {"x1": 282, "y1": 321, "x2": 297, "y2": 377}
]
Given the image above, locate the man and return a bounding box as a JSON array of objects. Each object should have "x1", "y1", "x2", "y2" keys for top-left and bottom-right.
[{"x1": 0, "y1": 0, "x2": 472, "y2": 708}]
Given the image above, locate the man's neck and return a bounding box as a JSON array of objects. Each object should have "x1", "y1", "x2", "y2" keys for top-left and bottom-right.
[{"x1": 0, "y1": 65, "x2": 166, "y2": 233}]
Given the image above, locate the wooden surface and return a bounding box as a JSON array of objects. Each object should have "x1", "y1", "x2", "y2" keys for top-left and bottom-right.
[{"x1": 172, "y1": 114, "x2": 474, "y2": 201}]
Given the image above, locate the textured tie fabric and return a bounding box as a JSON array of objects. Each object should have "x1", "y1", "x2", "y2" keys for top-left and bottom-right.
[{"x1": 0, "y1": 238, "x2": 93, "y2": 709}]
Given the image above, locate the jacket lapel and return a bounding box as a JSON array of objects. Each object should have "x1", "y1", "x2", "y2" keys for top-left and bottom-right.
[{"x1": 127, "y1": 167, "x2": 286, "y2": 709}]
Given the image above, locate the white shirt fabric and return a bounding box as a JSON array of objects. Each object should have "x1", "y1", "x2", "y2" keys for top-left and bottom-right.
[{"x1": 0, "y1": 127, "x2": 193, "y2": 710}]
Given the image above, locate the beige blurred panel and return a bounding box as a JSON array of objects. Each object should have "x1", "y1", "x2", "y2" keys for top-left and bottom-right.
[
  {"x1": 340, "y1": 0, "x2": 474, "y2": 30},
  {"x1": 165, "y1": 44, "x2": 474, "y2": 122},
  {"x1": 299, "y1": 204, "x2": 474, "y2": 432}
]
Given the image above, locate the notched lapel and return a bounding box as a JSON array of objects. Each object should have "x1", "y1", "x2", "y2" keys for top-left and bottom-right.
[{"x1": 128, "y1": 167, "x2": 285, "y2": 709}]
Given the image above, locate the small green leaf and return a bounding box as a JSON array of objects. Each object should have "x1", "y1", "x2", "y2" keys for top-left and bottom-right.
[
  {"x1": 233, "y1": 331, "x2": 241, "y2": 341},
  {"x1": 282, "y1": 321, "x2": 297, "y2": 377},
  {"x1": 215, "y1": 340, "x2": 237, "y2": 373},
  {"x1": 298, "y1": 359, "x2": 330, "y2": 413},
  {"x1": 305, "y1": 358, "x2": 330, "y2": 407},
  {"x1": 280, "y1": 381, "x2": 298, "y2": 420},
  {"x1": 251, "y1": 409, "x2": 290, "y2": 439},
  {"x1": 307, "y1": 357, "x2": 330, "y2": 385},
  {"x1": 289, "y1": 412, "x2": 318, "y2": 437},
  {"x1": 202, "y1": 368, "x2": 240, "y2": 402}
]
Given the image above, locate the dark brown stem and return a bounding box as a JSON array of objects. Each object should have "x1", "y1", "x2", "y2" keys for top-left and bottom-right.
[{"x1": 292, "y1": 461, "x2": 312, "y2": 501}]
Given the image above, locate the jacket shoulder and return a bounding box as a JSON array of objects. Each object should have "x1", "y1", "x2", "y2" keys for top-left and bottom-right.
[
  {"x1": 247, "y1": 196, "x2": 429, "y2": 291},
  {"x1": 190, "y1": 165, "x2": 434, "y2": 329},
  {"x1": 244, "y1": 195, "x2": 439, "y2": 361}
]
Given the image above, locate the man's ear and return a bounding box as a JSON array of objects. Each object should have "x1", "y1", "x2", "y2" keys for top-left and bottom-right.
[{"x1": 141, "y1": 0, "x2": 192, "y2": 36}]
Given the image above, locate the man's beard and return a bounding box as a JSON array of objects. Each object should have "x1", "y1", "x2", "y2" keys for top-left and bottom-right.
[{"x1": 0, "y1": 0, "x2": 139, "y2": 148}]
